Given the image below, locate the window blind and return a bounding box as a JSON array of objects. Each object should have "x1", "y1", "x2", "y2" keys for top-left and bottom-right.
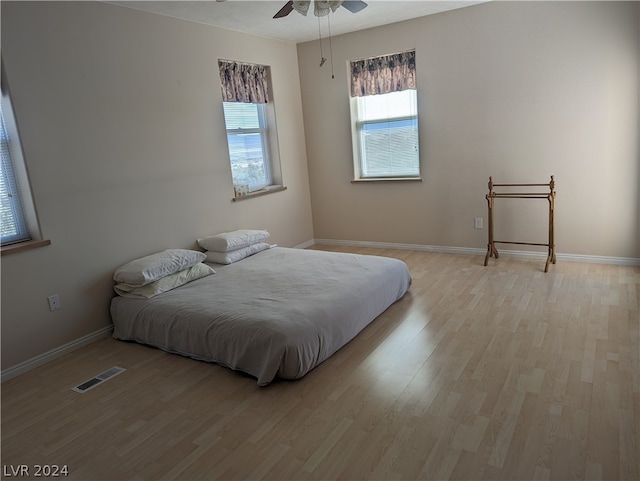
[
  {"x1": 355, "y1": 89, "x2": 419, "y2": 178},
  {"x1": 222, "y1": 102, "x2": 271, "y2": 190},
  {"x1": 0, "y1": 105, "x2": 31, "y2": 245}
]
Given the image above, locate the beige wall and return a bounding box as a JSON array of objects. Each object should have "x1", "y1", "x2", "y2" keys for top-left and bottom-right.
[
  {"x1": 1, "y1": 1, "x2": 313, "y2": 369},
  {"x1": 299, "y1": 1, "x2": 639, "y2": 259}
]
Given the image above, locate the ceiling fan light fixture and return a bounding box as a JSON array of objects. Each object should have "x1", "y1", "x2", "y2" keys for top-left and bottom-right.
[
  {"x1": 314, "y1": 0, "x2": 344, "y2": 17},
  {"x1": 329, "y1": 1, "x2": 345, "y2": 12},
  {"x1": 274, "y1": 0, "x2": 366, "y2": 19},
  {"x1": 292, "y1": 1, "x2": 311, "y2": 16}
]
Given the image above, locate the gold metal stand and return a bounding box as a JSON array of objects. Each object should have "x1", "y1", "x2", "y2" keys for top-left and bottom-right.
[{"x1": 484, "y1": 176, "x2": 557, "y2": 272}]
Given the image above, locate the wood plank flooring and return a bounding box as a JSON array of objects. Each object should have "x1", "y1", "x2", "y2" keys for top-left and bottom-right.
[{"x1": 2, "y1": 247, "x2": 639, "y2": 480}]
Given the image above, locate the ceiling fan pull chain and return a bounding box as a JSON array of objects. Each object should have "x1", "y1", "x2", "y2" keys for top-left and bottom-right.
[
  {"x1": 328, "y1": 14, "x2": 335, "y2": 78},
  {"x1": 318, "y1": 15, "x2": 327, "y2": 67}
]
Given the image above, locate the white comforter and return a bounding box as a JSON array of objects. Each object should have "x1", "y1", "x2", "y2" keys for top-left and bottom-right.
[{"x1": 111, "y1": 247, "x2": 411, "y2": 385}]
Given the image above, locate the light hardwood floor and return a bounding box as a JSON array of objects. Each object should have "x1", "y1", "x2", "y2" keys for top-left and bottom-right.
[{"x1": 2, "y1": 247, "x2": 639, "y2": 480}]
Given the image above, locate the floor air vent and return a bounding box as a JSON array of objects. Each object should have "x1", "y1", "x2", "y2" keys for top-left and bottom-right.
[{"x1": 72, "y1": 366, "x2": 126, "y2": 393}]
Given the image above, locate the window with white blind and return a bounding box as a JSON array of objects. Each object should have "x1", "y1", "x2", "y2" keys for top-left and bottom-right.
[
  {"x1": 1, "y1": 65, "x2": 46, "y2": 253},
  {"x1": 351, "y1": 89, "x2": 420, "y2": 180},
  {"x1": 218, "y1": 59, "x2": 283, "y2": 199},
  {"x1": 349, "y1": 50, "x2": 419, "y2": 181},
  {"x1": 1, "y1": 99, "x2": 33, "y2": 247},
  {"x1": 222, "y1": 102, "x2": 272, "y2": 191}
]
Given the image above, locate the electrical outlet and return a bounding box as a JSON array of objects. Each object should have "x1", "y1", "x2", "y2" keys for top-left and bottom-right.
[
  {"x1": 47, "y1": 294, "x2": 61, "y2": 311},
  {"x1": 474, "y1": 217, "x2": 484, "y2": 229}
]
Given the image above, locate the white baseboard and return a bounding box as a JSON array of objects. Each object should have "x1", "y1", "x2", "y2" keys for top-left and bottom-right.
[
  {"x1": 312, "y1": 239, "x2": 640, "y2": 267},
  {"x1": 1, "y1": 325, "x2": 114, "y2": 382},
  {"x1": 553, "y1": 253, "x2": 640, "y2": 266},
  {"x1": 292, "y1": 239, "x2": 315, "y2": 249}
]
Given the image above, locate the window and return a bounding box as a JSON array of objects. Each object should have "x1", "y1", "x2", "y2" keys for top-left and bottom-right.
[
  {"x1": 0, "y1": 103, "x2": 30, "y2": 245},
  {"x1": 349, "y1": 50, "x2": 420, "y2": 181},
  {"x1": 0, "y1": 65, "x2": 47, "y2": 254},
  {"x1": 222, "y1": 102, "x2": 272, "y2": 191},
  {"x1": 218, "y1": 59, "x2": 283, "y2": 199},
  {"x1": 352, "y1": 89, "x2": 419, "y2": 179}
]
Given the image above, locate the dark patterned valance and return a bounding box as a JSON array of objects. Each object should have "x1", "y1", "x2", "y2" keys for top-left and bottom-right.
[
  {"x1": 218, "y1": 60, "x2": 270, "y2": 103},
  {"x1": 350, "y1": 50, "x2": 416, "y2": 97}
]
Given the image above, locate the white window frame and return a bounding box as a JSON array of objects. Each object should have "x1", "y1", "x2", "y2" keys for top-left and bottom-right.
[
  {"x1": 1, "y1": 104, "x2": 30, "y2": 245},
  {"x1": 350, "y1": 89, "x2": 421, "y2": 182},
  {"x1": 1, "y1": 64, "x2": 46, "y2": 252},
  {"x1": 222, "y1": 101, "x2": 273, "y2": 192},
  {"x1": 222, "y1": 101, "x2": 283, "y2": 198}
]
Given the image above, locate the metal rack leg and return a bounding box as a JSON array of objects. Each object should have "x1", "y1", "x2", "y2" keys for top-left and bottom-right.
[
  {"x1": 544, "y1": 195, "x2": 556, "y2": 272},
  {"x1": 484, "y1": 195, "x2": 494, "y2": 266}
]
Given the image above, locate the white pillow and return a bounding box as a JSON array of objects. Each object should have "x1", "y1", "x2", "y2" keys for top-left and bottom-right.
[
  {"x1": 114, "y1": 249, "x2": 207, "y2": 287},
  {"x1": 205, "y1": 242, "x2": 271, "y2": 265},
  {"x1": 114, "y1": 263, "x2": 215, "y2": 299},
  {"x1": 197, "y1": 229, "x2": 270, "y2": 252}
]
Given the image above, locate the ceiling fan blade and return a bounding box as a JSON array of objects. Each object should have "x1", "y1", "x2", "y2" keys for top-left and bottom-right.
[
  {"x1": 342, "y1": 1, "x2": 368, "y2": 13},
  {"x1": 274, "y1": 1, "x2": 294, "y2": 18}
]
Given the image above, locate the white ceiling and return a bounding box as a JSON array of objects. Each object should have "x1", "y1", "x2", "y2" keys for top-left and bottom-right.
[{"x1": 104, "y1": 1, "x2": 490, "y2": 43}]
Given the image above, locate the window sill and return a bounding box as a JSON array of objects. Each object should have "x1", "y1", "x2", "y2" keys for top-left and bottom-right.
[
  {"x1": 351, "y1": 177, "x2": 423, "y2": 183},
  {"x1": 232, "y1": 185, "x2": 287, "y2": 202},
  {"x1": 1, "y1": 239, "x2": 52, "y2": 256}
]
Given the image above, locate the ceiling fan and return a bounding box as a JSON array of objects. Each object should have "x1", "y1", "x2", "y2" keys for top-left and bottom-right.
[{"x1": 274, "y1": 1, "x2": 368, "y2": 19}]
